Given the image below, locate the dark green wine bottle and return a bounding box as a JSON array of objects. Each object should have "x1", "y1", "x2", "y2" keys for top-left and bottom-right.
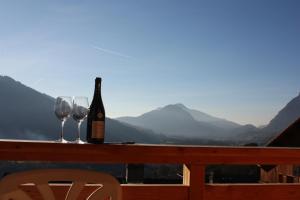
[{"x1": 86, "y1": 77, "x2": 105, "y2": 143}]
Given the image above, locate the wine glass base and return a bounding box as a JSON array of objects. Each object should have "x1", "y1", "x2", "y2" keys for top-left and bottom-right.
[
  {"x1": 74, "y1": 139, "x2": 85, "y2": 144},
  {"x1": 56, "y1": 138, "x2": 68, "y2": 143}
]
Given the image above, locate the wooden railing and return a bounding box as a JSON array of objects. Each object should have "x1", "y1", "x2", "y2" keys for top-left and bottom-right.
[{"x1": 1, "y1": 140, "x2": 300, "y2": 200}]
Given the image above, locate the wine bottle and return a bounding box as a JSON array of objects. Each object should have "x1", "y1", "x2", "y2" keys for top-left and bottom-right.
[{"x1": 86, "y1": 77, "x2": 105, "y2": 143}]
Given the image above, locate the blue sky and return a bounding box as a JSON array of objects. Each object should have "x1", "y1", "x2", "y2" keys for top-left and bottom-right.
[{"x1": 0, "y1": 0, "x2": 299, "y2": 126}]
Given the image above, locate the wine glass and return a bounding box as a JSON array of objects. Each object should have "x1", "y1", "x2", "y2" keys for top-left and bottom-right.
[
  {"x1": 72, "y1": 96, "x2": 89, "y2": 144},
  {"x1": 54, "y1": 96, "x2": 72, "y2": 143}
]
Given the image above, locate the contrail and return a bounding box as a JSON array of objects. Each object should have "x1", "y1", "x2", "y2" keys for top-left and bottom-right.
[{"x1": 92, "y1": 45, "x2": 132, "y2": 59}]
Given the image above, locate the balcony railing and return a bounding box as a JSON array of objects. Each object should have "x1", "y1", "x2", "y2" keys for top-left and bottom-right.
[{"x1": 1, "y1": 139, "x2": 300, "y2": 200}]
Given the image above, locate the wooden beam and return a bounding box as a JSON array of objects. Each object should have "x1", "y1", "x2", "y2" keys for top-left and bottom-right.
[
  {"x1": 122, "y1": 184, "x2": 188, "y2": 200},
  {"x1": 1, "y1": 140, "x2": 300, "y2": 165},
  {"x1": 204, "y1": 184, "x2": 300, "y2": 200}
]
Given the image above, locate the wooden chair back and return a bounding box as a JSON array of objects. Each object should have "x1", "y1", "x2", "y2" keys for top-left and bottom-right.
[{"x1": 0, "y1": 169, "x2": 122, "y2": 200}]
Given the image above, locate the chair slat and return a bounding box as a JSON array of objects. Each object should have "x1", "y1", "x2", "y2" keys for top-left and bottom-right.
[
  {"x1": 65, "y1": 182, "x2": 85, "y2": 200},
  {"x1": 37, "y1": 184, "x2": 56, "y2": 200}
]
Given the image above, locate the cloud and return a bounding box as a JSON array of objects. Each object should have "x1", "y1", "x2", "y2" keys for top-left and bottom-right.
[{"x1": 92, "y1": 45, "x2": 132, "y2": 59}]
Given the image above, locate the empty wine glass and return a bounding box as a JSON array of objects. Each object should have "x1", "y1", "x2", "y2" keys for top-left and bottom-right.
[
  {"x1": 54, "y1": 96, "x2": 72, "y2": 143},
  {"x1": 72, "y1": 96, "x2": 89, "y2": 144}
]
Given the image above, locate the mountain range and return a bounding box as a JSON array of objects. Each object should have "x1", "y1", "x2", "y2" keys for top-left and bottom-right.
[
  {"x1": 117, "y1": 104, "x2": 242, "y2": 140},
  {"x1": 0, "y1": 75, "x2": 299, "y2": 145},
  {"x1": 117, "y1": 96, "x2": 300, "y2": 145}
]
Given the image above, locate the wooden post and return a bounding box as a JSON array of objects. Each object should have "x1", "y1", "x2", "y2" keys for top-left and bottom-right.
[{"x1": 183, "y1": 164, "x2": 205, "y2": 200}]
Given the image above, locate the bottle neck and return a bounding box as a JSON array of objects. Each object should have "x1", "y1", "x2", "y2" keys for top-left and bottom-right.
[{"x1": 92, "y1": 80, "x2": 102, "y2": 103}]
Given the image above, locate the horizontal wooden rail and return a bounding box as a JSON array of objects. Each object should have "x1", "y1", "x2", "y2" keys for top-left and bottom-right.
[
  {"x1": 1, "y1": 139, "x2": 300, "y2": 164},
  {"x1": 122, "y1": 184, "x2": 189, "y2": 200},
  {"x1": 19, "y1": 184, "x2": 300, "y2": 200},
  {"x1": 205, "y1": 184, "x2": 300, "y2": 200}
]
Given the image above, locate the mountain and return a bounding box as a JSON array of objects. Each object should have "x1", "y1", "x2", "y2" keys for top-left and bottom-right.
[
  {"x1": 175, "y1": 103, "x2": 241, "y2": 130},
  {"x1": 105, "y1": 118, "x2": 164, "y2": 143},
  {"x1": 117, "y1": 104, "x2": 243, "y2": 140},
  {"x1": 0, "y1": 75, "x2": 163, "y2": 143},
  {"x1": 264, "y1": 93, "x2": 300, "y2": 133},
  {"x1": 117, "y1": 96, "x2": 300, "y2": 145},
  {"x1": 252, "y1": 93, "x2": 300, "y2": 144},
  {"x1": 0, "y1": 76, "x2": 57, "y2": 140},
  {"x1": 235, "y1": 93, "x2": 300, "y2": 145}
]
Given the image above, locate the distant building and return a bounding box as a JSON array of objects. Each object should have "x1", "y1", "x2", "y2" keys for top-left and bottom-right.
[{"x1": 261, "y1": 117, "x2": 300, "y2": 183}]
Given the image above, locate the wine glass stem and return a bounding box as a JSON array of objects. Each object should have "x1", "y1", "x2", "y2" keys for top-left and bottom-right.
[
  {"x1": 77, "y1": 121, "x2": 82, "y2": 141},
  {"x1": 61, "y1": 120, "x2": 65, "y2": 141}
]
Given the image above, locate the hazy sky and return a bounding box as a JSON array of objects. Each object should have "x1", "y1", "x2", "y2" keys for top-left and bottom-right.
[{"x1": 0, "y1": 0, "x2": 299, "y2": 126}]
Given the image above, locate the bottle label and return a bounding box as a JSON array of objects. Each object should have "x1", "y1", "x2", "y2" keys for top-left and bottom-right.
[
  {"x1": 92, "y1": 121, "x2": 105, "y2": 139},
  {"x1": 97, "y1": 112, "x2": 104, "y2": 119}
]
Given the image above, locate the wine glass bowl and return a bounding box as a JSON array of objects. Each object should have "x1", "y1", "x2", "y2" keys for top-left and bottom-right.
[
  {"x1": 54, "y1": 96, "x2": 72, "y2": 143},
  {"x1": 72, "y1": 97, "x2": 89, "y2": 144},
  {"x1": 54, "y1": 106, "x2": 72, "y2": 121},
  {"x1": 72, "y1": 105, "x2": 89, "y2": 122}
]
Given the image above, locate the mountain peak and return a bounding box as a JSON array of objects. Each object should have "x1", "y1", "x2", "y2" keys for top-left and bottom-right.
[
  {"x1": 117, "y1": 102, "x2": 242, "y2": 139},
  {"x1": 161, "y1": 103, "x2": 187, "y2": 111},
  {"x1": 0, "y1": 75, "x2": 17, "y2": 83},
  {"x1": 153, "y1": 103, "x2": 241, "y2": 130},
  {"x1": 173, "y1": 103, "x2": 187, "y2": 108}
]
